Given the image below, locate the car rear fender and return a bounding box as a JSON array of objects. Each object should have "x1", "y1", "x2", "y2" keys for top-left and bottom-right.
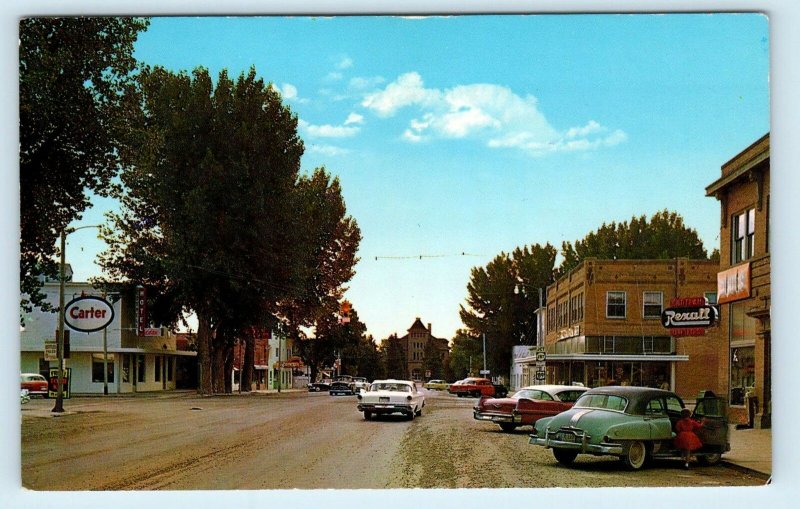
[{"x1": 604, "y1": 421, "x2": 653, "y2": 441}]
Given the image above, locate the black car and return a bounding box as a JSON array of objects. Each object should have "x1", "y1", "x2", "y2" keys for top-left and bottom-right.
[
  {"x1": 329, "y1": 380, "x2": 355, "y2": 396},
  {"x1": 308, "y1": 380, "x2": 331, "y2": 392}
]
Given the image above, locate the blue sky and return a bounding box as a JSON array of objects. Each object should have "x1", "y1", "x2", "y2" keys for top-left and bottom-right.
[{"x1": 67, "y1": 14, "x2": 769, "y2": 341}]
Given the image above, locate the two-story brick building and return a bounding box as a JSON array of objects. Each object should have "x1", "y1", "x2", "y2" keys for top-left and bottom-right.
[
  {"x1": 528, "y1": 258, "x2": 721, "y2": 400},
  {"x1": 706, "y1": 133, "x2": 770, "y2": 428}
]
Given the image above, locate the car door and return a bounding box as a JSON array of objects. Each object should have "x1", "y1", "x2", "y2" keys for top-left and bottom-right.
[
  {"x1": 644, "y1": 397, "x2": 672, "y2": 439},
  {"x1": 520, "y1": 390, "x2": 562, "y2": 423},
  {"x1": 693, "y1": 394, "x2": 729, "y2": 449}
]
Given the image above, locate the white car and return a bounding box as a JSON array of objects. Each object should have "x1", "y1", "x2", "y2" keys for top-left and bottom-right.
[
  {"x1": 357, "y1": 379, "x2": 425, "y2": 420},
  {"x1": 352, "y1": 377, "x2": 370, "y2": 392}
]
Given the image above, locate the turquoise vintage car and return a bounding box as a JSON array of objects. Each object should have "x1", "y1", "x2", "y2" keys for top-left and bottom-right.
[{"x1": 529, "y1": 386, "x2": 729, "y2": 470}]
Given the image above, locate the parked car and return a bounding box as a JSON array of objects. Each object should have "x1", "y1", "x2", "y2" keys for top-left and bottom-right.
[
  {"x1": 329, "y1": 378, "x2": 355, "y2": 396},
  {"x1": 357, "y1": 379, "x2": 425, "y2": 420},
  {"x1": 308, "y1": 380, "x2": 332, "y2": 392},
  {"x1": 423, "y1": 379, "x2": 450, "y2": 391},
  {"x1": 448, "y1": 377, "x2": 508, "y2": 398},
  {"x1": 352, "y1": 377, "x2": 370, "y2": 392},
  {"x1": 529, "y1": 386, "x2": 730, "y2": 470},
  {"x1": 20, "y1": 373, "x2": 48, "y2": 397},
  {"x1": 474, "y1": 385, "x2": 588, "y2": 432}
]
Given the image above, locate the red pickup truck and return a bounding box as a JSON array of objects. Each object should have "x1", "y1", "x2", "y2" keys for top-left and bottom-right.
[{"x1": 448, "y1": 377, "x2": 508, "y2": 398}]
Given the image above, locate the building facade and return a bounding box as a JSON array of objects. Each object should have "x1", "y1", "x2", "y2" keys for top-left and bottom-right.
[
  {"x1": 706, "y1": 133, "x2": 771, "y2": 428},
  {"x1": 21, "y1": 282, "x2": 196, "y2": 394},
  {"x1": 515, "y1": 258, "x2": 721, "y2": 400},
  {"x1": 387, "y1": 318, "x2": 449, "y2": 381}
]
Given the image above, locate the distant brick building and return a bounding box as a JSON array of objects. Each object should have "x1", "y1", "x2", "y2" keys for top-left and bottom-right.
[
  {"x1": 706, "y1": 133, "x2": 770, "y2": 427},
  {"x1": 519, "y1": 258, "x2": 721, "y2": 400},
  {"x1": 385, "y1": 318, "x2": 449, "y2": 381}
]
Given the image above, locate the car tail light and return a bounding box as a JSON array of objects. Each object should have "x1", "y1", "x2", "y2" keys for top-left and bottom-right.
[{"x1": 406, "y1": 395, "x2": 412, "y2": 401}]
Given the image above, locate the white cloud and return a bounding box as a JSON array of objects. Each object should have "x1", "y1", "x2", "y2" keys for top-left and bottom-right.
[
  {"x1": 324, "y1": 71, "x2": 343, "y2": 82},
  {"x1": 362, "y1": 73, "x2": 627, "y2": 156},
  {"x1": 299, "y1": 118, "x2": 360, "y2": 138},
  {"x1": 344, "y1": 113, "x2": 364, "y2": 125},
  {"x1": 273, "y1": 83, "x2": 309, "y2": 104},
  {"x1": 309, "y1": 144, "x2": 350, "y2": 156},
  {"x1": 336, "y1": 56, "x2": 354, "y2": 70},
  {"x1": 349, "y1": 76, "x2": 386, "y2": 90}
]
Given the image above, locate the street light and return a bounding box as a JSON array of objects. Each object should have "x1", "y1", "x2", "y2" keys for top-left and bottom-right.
[{"x1": 52, "y1": 224, "x2": 101, "y2": 413}]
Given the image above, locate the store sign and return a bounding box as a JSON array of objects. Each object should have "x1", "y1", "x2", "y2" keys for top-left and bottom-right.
[
  {"x1": 64, "y1": 296, "x2": 114, "y2": 333},
  {"x1": 717, "y1": 263, "x2": 751, "y2": 305},
  {"x1": 48, "y1": 368, "x2": 71, "y2": 399},
  {"x1": 136, "y1": 286, "x2": 148, "y2": 336},
  {"x1": 44, "y1": 341, "x2": 57, "y2": 361},
  {"x1": 661, "y1": 305, "x2": 717, "y2": 328}
]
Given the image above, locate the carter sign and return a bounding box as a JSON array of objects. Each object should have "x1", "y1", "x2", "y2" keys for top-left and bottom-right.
[
  {"x1": 661, "y1": 306, "x2": 717, "y2": 329},
  {"x1": 64, "y1": 296, "x2": 115, "y2": 333}
]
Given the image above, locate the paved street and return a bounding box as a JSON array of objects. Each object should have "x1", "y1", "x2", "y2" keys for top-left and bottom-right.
[{"x1": 21, "y1": 388, "x2": 765, "y2": 490}]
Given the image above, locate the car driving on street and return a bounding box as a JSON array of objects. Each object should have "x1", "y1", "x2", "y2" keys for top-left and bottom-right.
[{"x1": 356, "y1": 379, "x2": 425, "y2": 420}]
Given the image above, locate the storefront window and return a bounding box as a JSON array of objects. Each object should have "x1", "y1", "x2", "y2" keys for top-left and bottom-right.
[
  {"x1": 730, "y1": 302, "x2": 756, "y2": 342},
  {"x1": 730, "y1": 346, "x2": 755, "y2": 406},
  {"x1": 91, "y1": 353, "x2": 115, "y2": 383}
]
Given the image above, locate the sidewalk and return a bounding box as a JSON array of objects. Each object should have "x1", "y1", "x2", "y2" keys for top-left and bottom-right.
[{"x1": 721, "y1": 424, "x2": 771, "y2": 480}]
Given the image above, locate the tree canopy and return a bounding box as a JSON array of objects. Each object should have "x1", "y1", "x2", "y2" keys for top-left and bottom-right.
[
  {"x1": 459, "y1": 243, "x2": 557, "y2": 378},
  {"x1": 19, "y1": 17, "x2": 149, "y2": 312},
  {"x1": 100, "y1": 65, "x2": 306, "y2": 394},
  {"x1": 558, "y1": 210, "x2": 711, "y2": 275}
]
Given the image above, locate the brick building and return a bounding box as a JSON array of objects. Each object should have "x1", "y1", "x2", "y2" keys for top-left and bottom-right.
[
  {"x1": 528, "y1": 258, "x2": 721, "y2": 400},
  {"x1": 706, "y1": 133, "x2": 770, "y2": 427},
  {"x1": 386, "y1": 318, "x2": 449, "y2": 381}
]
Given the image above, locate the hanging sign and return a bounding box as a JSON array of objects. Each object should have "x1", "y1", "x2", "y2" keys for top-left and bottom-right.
[
  {"x1": 137, "y1": 286, "x2": 148, "y2": 336},
  {"x1": 64, "y1": 296, "x2": 114, "y2": 333},
  {"x1": 661, "y1": 305, "x2": 717, "y2": 329}
]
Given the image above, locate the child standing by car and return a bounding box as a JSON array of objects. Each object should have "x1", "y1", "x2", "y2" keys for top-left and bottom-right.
[{"x1": 674, "y1": 408, "x2": 703, "y2": 469}]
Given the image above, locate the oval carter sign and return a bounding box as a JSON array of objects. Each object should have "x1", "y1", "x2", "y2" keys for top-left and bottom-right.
[{"x1": 64, "y1": 296, "x2": 115, "y2": 333}]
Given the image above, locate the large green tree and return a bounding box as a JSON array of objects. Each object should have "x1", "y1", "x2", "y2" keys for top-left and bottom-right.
[
  {"x1": 557, "y1": 210, "x2": 711, "y2": 275},
  {"x1": 422, "y1": 339, "x2": 445, "y2": 381},
  {"x1": 459, "y1": 243, "x2": 557, "y2": 378},
  {"x1": 382, "y1": 335, "x2": 407, "y2": 379},
  {"x1": 19, "y1": 17, "x2": 148, "y2": 312},
  {"x1": 447, "y1": 329, "x2": 482, "y2": 380},
  {"x1": 100, "y1": 66, "x2": 304, "y2": 394}
]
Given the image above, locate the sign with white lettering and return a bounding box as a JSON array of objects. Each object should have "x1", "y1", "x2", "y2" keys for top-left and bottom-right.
[
  {"x1": 717, "y1": 263, "x2": 751, "y2": 304},
  {"x1": 44, "y1": 341, "x2": 57, "y2": 361},
  {"x1": 661, "y1": 306, "x2": 717, "y2": 329},
  {"x1": 137, "y1": 286, "x2": 148, "y2": 336},
  {"x1": 64, "y1": 296, "x2": 114, "y2": 333}
]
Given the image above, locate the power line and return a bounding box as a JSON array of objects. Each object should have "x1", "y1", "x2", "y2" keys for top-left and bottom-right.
[{"x1": 373, "y1": 252, "x2": 485, "y2": 261}]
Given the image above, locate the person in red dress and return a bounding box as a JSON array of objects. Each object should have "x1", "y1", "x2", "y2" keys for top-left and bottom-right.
[{"x1": 674, "y1": 408, "x2": 704, "y2": 469}]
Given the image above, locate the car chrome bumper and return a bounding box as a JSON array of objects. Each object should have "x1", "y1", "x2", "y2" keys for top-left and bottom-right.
[
  {"x1": 473, "y1": 410, "x2": 520, "y2": 423},
  {"x1": 528, "y1": 429, "x2": 623, "y2": 455},
  {"x1": 358, "y1": 403, "x2": 412, "y2": 412}
]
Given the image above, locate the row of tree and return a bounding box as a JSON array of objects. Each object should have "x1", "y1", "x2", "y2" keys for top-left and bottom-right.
[
  {"x1": 20, "y1": 18, "x2": 365, "y2": 394},
  {"x1": 455, "y1": 210, "x2": 719, "y2": 379}
]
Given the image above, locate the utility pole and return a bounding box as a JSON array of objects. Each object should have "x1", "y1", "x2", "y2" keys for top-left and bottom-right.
[
  {"x1": 52, "y1": 230, "x2": 66, "y2": 413},
  {"x1": 482, "y1": 333, "x2": 487, "y2": 373},
  {"x1": 102, "y1": 288, "x2": 108, "y2": 396},
  {"x1": 277, "y1": 331, "x2": 282, "y2": 393}
]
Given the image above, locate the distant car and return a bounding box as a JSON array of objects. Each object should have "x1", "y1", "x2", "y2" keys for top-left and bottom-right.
[
  {"x1": 448, "y1": 377, "x2": 508, "y2": 398},
  {"x1": 529, "y1": 386, "x2": 730, "y2": 470},
  {"x1": 329, "y1": 379, "x2": 355, "y2": 396},
  {"x1": 352, "y1": 377, "x2": 370, "y2": 392},
  {"x1": 423, "y1": 379, "x2": 450, "y2": 391},
  {"x1": 308, "y1": 380, "x2": 332, "y2": 392},
  {"x1": 474, "y1": 385, "x2": 588, "y2": 432},
  {"x1": 21, "y1": 373, "x2": 48, "y2": 397},
  {"x1": 357, "y1": 379, "x2": 425, "y2": 420}
]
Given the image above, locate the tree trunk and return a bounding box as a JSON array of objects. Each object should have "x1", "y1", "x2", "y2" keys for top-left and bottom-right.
[
  {"x1": 242, "y1": 334, "x2": 254, "y2": 392},
  {"x1": 196, "y1": 314, "x2": 212, "y2": 395},
  {"x1": 211, "y1": 337, "x2": 227, "y2": 394},
  {"x1": 224, "y1": 346, "x2": 233, "y2": 393}
]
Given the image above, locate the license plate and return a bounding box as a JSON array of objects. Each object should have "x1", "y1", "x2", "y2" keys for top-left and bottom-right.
[
  {"x1": 557, "y1": 433, "x2": 576, "y2": 442},
  {"x1": 379, "y1": 397, "x2": 389, "y2": 403}
]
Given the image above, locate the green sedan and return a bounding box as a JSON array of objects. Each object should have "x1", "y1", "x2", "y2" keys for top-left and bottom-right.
[{"x1": 529, "y1": 386, "x2": 729, "y2": 470}]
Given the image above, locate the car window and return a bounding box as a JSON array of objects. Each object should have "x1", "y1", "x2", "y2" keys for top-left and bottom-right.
[
  {"x1": 575, "y1": 394, "x2": 628, "y2": 411},
  {"x1": 646, "y1": 398, "x2": 666, "y2": 416},
  {"x1": 555, "y1": 390, "x2": 584, "y2": 403},
  {"x1": 513, "y1": 390, "x2": 534, "y2": 400},
  {"x1": 665, "y1": 396, "x2": 683, "y2": 413}
]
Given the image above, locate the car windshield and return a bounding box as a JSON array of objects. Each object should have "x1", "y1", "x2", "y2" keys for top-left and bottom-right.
[
  {"x1": 574, "y1": 393, "x2": 628, "y2": 411},
  {"x1": 512, "y1": 390, "x2": 536, "y2": 400}
]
